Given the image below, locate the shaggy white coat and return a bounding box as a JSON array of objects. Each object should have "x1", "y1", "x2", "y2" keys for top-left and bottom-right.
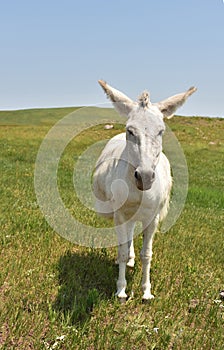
[{"x1": 93, "y1": 80, "x2": 196, "y2": 300}]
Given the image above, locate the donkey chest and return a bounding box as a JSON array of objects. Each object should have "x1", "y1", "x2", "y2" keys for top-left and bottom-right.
[{"x1": 116, "y1": 185, "x2": 162, "y2": 220}]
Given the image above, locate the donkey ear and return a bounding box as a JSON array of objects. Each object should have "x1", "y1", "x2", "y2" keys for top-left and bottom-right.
[
  {"x1": 155, "y1": 86, "x2": 197, "y2": 119},
  {"x1": 98, "y1": 80, "x2": 136, "y2": 117}
]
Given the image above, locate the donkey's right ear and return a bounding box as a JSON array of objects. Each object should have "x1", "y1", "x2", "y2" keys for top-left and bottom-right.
[{"x1": 98, "y1": 80, "x2": 136, "y2": 117}]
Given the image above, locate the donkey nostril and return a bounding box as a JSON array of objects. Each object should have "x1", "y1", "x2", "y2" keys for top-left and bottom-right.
[
  {"x1": 134, "y1": 170, "x2": 141, "y2": 181},
  {"x1": 152, "y1": 171, "x2": 155, "y2": 180}
]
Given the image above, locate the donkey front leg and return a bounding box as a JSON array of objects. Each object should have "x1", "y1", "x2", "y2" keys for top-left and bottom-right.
[
  {"x1": 116, "y1": 241, "x2": 129, "y2": 299},
  {"x1": 141, "y1": 215, "x2": 159, "y2": 300},
  {"x1": 115, "y1": 223, "x2": 135, "y2": 267},
  {"x1": 115, "y1": 213, "x2": 135, "y2": 299}
]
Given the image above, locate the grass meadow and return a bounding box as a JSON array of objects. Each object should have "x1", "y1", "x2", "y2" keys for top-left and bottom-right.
[{"x1": 0, "y1": 107, "x2": 223, "y2": 349}]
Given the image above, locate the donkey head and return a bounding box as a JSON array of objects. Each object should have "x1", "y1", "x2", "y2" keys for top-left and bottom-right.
[{"x1": 99, "y1": 80, "x2": 197, "y2": 191}]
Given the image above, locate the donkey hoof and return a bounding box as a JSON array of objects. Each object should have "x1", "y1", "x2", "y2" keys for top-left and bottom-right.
[
  {"x1": 142, "y1": 298, "x2": 152, "y2": 304},
  {"x1": 119, "y1": 297, "x2": 127, "y2": 304},
  {"x1": 142, "y1": 298, "x2": 149, "y2": 304},
  {"x1": 142, "y1": 293, "x2": 155, "y2": 303},
  {"x1": 127, "y1": 258, "x2": 135, "y2": 268}
]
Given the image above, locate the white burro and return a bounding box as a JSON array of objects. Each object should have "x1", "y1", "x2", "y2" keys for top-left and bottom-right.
[{"x1": 93, "y1": 80, "x2": 196, "y2": 301}]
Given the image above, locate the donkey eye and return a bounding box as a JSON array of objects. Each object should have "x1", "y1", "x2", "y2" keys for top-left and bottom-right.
[{"x1": 127, "y1": 129, "x2": 135, "y2": 137}]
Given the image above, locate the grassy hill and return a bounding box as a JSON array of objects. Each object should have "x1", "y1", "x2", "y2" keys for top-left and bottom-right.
[{"x1": 0, "y1": 107, "x2": 223, "y2": 349}]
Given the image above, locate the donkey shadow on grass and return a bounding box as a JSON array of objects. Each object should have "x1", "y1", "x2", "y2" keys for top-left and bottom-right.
[{"x1": 53, "y1": 248, "x2": 135, "y2": 325}]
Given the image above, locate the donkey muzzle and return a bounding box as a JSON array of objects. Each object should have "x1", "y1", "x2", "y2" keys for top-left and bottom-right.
[{"x1": 134, "y1": 167, "x2": 155, "y2": 191}]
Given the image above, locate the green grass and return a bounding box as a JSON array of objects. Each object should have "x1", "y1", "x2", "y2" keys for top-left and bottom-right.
[{"x1": 0, "y1": 108, "x2": 223, "y2": 349}]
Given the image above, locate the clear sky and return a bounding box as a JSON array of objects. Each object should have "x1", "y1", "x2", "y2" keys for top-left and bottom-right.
[{"x1": 0, "y1": 0, "x2": 223, "y2": 117}]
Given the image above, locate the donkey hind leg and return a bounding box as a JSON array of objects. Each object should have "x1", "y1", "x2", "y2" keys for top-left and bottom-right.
[
  {"x1": 141, "y1": 215, "x2": 159, "y2": 300},
  {"x1": 127, "y1": 228, "x2": 136, "y2": 267},
  {"x1": 115, "y1": 223, "x2": 135, "y2": 267},
  {"x1": 115, "y1": 214, "x2": 135, "y2": 299}
]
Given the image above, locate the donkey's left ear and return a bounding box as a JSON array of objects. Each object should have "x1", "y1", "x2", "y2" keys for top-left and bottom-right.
[
  {"x1": 155, "y1": 86, "x2": 197, "y2": 119},
  {"x1": 98, "y1": 80, "x2": 136, "y2": 117}
]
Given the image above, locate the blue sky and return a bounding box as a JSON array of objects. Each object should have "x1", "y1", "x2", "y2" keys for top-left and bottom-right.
[{"x1": 0, "y1": 0, "x2": 223, "y2": 116}]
